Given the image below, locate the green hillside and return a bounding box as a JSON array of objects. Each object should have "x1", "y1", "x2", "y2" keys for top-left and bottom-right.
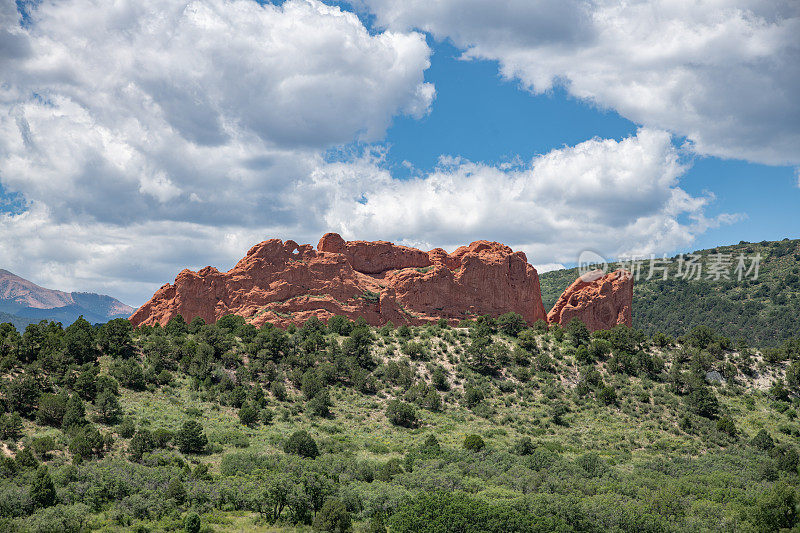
[
  {"x1": 0, "y1": 312, "x2": 35, "y2": 332},
  {"x1": 2, "y1": 315, "x2": 800, "y2": 531},
  {"x1": 540, "y1": 238, "x2": 800, "y2": 347}
]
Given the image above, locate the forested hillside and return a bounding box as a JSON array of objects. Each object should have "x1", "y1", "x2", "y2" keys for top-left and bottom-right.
[
  {"x1": 2, "y1": 314, "x2": 800, "y2": 532},
  {"x1": 540, "y1": 238, "x2": 800, "y2": 347}
]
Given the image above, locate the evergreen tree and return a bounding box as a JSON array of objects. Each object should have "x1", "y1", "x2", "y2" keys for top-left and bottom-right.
[
  {"x1": 95, "y1": 389, "x2": 121, "y2": 424},
  {"x1": 62, "y1": 395, "x2": 87, "y2": 429},
  {"x1": 176, "y1": 420, "x2": 208, "y2": 454},
  {"x1": 30, "y1": 465, "x2": 56, "y2": 508}
]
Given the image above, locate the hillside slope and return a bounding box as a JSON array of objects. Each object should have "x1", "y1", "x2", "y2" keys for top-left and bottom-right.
[
  {"x1": 1, "y1": 316, "x2": 798, "y2": 531},
  {"x1": 540, "y1": 238, "x2": 800, "y2": 347},
  {"x1": 0, "y1": 269, "x2": 135, "y2": 325}
]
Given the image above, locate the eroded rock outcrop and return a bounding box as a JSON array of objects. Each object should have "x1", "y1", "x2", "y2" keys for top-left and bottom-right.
[
  {"x1": 130, "y1": 234, "x2": 548, "y2": 329},
  {"x1": 547, "y1": 269, "x2": 633, "y2": 331}
]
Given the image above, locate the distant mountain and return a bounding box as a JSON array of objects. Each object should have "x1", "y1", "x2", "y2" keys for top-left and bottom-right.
[
  {"x1": 0, "y1": 269, "x2": 135, "y2": 326},
  {"x1": 539, "y1": 238, "x2": 800, "y2": 347}
]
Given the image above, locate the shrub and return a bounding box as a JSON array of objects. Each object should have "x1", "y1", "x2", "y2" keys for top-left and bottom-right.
[
  {"x1": 431, "y1": 367, "x2": 450, "y2": 391},
  {"x1": 397, "y1": 325, "x2": 412, "y2": 339},
  {"x1": 463, "y1": 434, "x2": 485, "y2": 452},
  {"x1": 184, "y1": 512, "x2": 201, "y2": 533},
  {"x1": 284, "y1": 430, "x2": 319, "y2": 458},
  {"x1": 464, "y1": 387, "x2": 485, "y2": 409},
  {"x1": 565, "y1": 319, "x2": 590, "y2": 347},
  {"x1": 239, "y1": 402, "x2": 260, "y2": 427},
  {"x1": 110, "y1": 359, "x2": 146, "y2": 391},
  {"x1": 597, "y1": 386, "x2": 617, "y2": 405},
  {"x1": 686, "y1": 385, "x2": 719, "y2": 419},
  {"x1": 308, "y1": 389, "x2": 333, "y2": 418},
  {"x1": 313, "y1": 498, "x2": 352, "y2": 532},
  {"x1": 165, "y1": 478, "x2": 187, "y2": 504},
  {"x1": 421, "y1": 434, "x2": 441, "y2": 454},
  {"x1": 30, "y1": 436, "x2": 57, "y2": 459},
  {"x1": 62, "y1": 395, "x2": 87, "y2": 429},
  {"x1": 95, "y1": 390, "x2": 121, "y2": 424},
  {"x1": 386, "y1": 400, "x2": 418, "y2": 428},
  {"x1": 716, "y1": 415, "x2": 738, "y2": 437},
  {"x1": 4, "y1": 374, "x2": 40, "y2": 418},
  {"x1": 512, "y1": 436, "x2": 534, "y2": 456},
  {"x1": 751, "y1": 429, "x2": 775, "y2": 450},
  {"x1": 551, "y1": 401, "x2": 568, "y2": 426},
  {"x1": 176, "y1": 420, "x2": 208, "y2": 454},
  {"x1": 0, "y1": 412, "x2": 23, "y2": 441},
  {"x1": 118, "y1": 418, "x2": 136, "y2": 439},
  {"x1": 302, "y1": 370, "x2": 324, "y2": 400},
  {"x1": 328, "y1": 315, "x2": 353, "y2": 336},
  {"x1": 35, "y1": 393, "x2": 67, "y2": 428},
  {"x1": 30, "y1": 465, "x2": 56, "y2": 508},
  {"x1": 496, "y1": 313, "x2": 526, "y2": 337},
  {"x1": 576, "y1": 452, "x2": 606, "y2": 478},
  {"x1": 128, "y1": 429, "x2": 154, "y2": 461},
  {"x1": 753, "y1": 483, "x2": 798, "y2": 532},
  {"x1": 402, "y1": 341, "x2": 430, "y2": 361},
  {"x1": 271, "y1": 380, "x2": 288, "y2": 401}
]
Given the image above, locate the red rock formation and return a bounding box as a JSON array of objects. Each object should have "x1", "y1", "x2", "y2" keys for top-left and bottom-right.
[
  {"x1": 130, "y1": 234, "x2": 548, "y2": 329},
  {"x1": 547, "y1": 269, "x2": 633, "y2": 331}
]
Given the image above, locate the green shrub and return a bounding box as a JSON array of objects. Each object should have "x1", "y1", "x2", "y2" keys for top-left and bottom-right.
[
  {"x1": 308, "y1": 389, "x2": 333, "y2": 418},
  {"x1": 597, "y1": 386, "x2": 617, "y2": 405},
  {"x1": 751, "y1": 429, "x2": 775, "y2": 450},
  {"x1": 512, "y1": 436, "x2": 534, "y2": 456},
  {"x1": 176, "y1": 420, "x2": 208, "y2": 454},
  {"x1": 35, "y1": 393, "x2": 67, "y2": 427},
  {"x1": 716, "y1": 415, "x2": 738, "y2": 437},
  {"x1": 496, "y1": 313, "x2": 526, "y2": 337},
  {"x1": 313, "y1": 498, "x2": 352, "y2": 532},
  {"x1": 30, "y1": 465, "x2": 56, "y2": 508},
  {"x1": 463, "y1": 434, "x2": 485, "y2": 452},
  {"x1": 184, "y1": 512, "x2": 201, "y2": 533},
  {"x1": 238, "y1": 402, "x2": 260, "y2": 427},
  {"x1": 284, "y1": 430, "x2": 319, "y2": 458},
  {"x1": 386, "y1": 400, "x2": 418, "y2": 428},
  {"x1": 464, "y1": 387, "x2": 484, "y2": 409}
]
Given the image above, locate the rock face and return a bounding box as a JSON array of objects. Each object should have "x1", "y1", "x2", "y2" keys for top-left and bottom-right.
[
  {"x1": 129, "y1": 233, "x2": 548, "y2": 329},
  {"x1": 547, "y1": 269, "x2": 633, "y2": 331}
]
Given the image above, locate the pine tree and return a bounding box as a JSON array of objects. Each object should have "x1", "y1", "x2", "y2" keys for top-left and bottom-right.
[
  {"x1": 176, "y1": 420, "x2": 208, "y2": 454},
  {"x1": 30, "y1": 465, "x2": 56, "y2": 508}
]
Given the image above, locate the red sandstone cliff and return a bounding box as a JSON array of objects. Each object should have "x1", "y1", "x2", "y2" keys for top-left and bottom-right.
[
  {"x1": 130, "y1": 233, "x2": 548, "y2": 329},
  {"x1": 547, "y1": 269, "x2": 633, "y2": 331}
]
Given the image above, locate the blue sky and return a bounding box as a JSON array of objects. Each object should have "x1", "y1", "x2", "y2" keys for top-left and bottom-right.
[
  {"x1": 0, "y1": 0, "x2": 798, "y2": 303},
  {"x1": 376, "y1": 38, "x2": 799, "y2": 255}
]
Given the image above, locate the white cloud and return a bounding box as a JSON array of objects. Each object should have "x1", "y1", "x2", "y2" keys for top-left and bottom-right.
[
  {"x1": 0, "y1": 0, "x2": 435, "y2": 302},
  {"x1": 0, "y1": 1, "x2": 735, "y2": 306},
  {"x1": 0, "y1": 0, "x2": 434, "y2": 226},
  {"x1": 360, "y1": 0, "x2": 800, "y2": 166},
  {"x1": 306, "y1": 128, "x2": 736, "y2": 265}
]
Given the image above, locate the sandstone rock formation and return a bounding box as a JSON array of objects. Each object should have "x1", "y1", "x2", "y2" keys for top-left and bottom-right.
[
  {"x1": 130, "y1": 233, "x2": 548, "y2": 329},
  {"x1": 547, "y1": 269, "x2": 633, "y2": 331}
]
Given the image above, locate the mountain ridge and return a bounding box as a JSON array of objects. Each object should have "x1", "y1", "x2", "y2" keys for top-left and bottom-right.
[{"x1": 0, "y1": 269, "x2": 135, "y2": 326}]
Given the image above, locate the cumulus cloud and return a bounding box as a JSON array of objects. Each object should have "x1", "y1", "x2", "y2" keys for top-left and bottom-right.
[
  {"x1": 360, "y1": 0, "x2": 800, "y2": 166},
  {"x1": 0, "y1": 0, "x2": 434, "y2": 226},
  {"x1": 0, "y1": 0, "x2": 735, "y2": 305},
  {"x1": 0, "y1": 0, "x2": 435, "y2": 302},
  {"x1": 306, "y1": 128, "x2": 737, "y2": 265}
]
